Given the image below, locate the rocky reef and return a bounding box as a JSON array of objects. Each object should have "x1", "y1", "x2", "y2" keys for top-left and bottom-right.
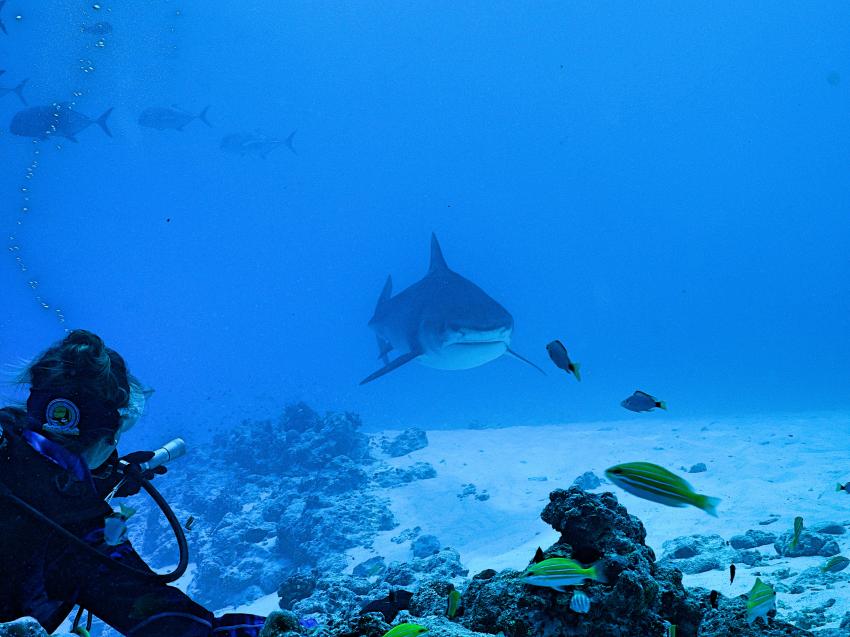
[
  {"x1": 268, "y1": 486, "x2": 813, "y2": 636},
  {"x1": 132, "y1": 404, "x2": 435, "y2": 609}
]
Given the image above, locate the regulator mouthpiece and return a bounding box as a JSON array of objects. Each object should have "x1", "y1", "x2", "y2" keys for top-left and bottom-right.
[{"x1": 140, "y1": 438, "x2": 186, "y2": 471}]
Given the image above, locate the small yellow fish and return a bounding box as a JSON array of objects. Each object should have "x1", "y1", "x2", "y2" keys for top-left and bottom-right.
[
  {"x1": 446, "y1": 588, "x2": 461, "y2": 618},
  {"x1": 789, "y1": 516, "x2": 803, "y2": 550}
]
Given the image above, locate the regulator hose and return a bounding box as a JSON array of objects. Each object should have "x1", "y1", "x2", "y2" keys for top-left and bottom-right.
[{"x1": 0, "y1": 466, "x2": 189, "y2": 583}]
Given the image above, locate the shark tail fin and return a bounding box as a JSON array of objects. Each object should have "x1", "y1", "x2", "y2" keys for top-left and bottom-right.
[
  {"x1": 198, "y1": 106, "x2": 212, "y2": 127},
  {"x1": 96, "y1": 107, "x2": 113, "y2": 137},
  {"x1": 506, "y1": 348, "x2": 546, "y2": 375},
  {"x1": 14, "y1": 78, "x2": 28, "y2": 106},
  {"x1": 285, "y1": 129, "x2": 297, "y2": 155},
  {"x1": 429, "y1": 233, "x2": 449, "y2": 273},
  {"x1": 569, "y1": 361, "x2": 581, "y2": 382}
]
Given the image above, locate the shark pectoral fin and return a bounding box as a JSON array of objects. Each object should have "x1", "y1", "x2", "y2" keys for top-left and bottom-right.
[
  {"x1": 360, "y1": 350, "x2": 421, "y2": 385},
  {"x1": 506, "y1": 348, "x2": 547, "y2": 375}
]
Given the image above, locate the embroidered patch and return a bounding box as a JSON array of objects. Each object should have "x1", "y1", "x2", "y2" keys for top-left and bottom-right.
[{"x1": 43, "y1": 398, "x2": 81, "y2": 436}]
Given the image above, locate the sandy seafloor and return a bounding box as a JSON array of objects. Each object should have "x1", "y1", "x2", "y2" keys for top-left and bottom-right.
[{"x1": 217, "y1": 412, "x2": 850, "y2": 631}]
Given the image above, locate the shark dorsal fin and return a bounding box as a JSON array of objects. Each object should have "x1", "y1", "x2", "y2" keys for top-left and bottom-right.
[
  {"x1": 429, "y1": 233, "x2": 449, "y2": 273},
  {"x1": 374, "y1": 275, "x2": 392, "y2": 315}
]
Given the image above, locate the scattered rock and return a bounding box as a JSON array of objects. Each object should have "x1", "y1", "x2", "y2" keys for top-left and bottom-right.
[
  {"x1": 382, "y1": 428, "x2": 429, "y2": 457},
  {"x1": 812, "y1": 521, "x2": 846, "y2": 535},
  {"x1": 373, "y1": 462, "x2": 437, "y2": 488},
  {"x1": 571, "y1": 471, "x2": 603, "y2": 490},
  {"x1": 412, "y1": 534, "x2": 441, "y2": 559},
  {"x1": 729, "y1": 529, "x2": 778, "y2": 550},
  {"x1": 0, "y1": 618, "x2": 74, "y2": 637},
  {"x1": 457, "y1": 484, "x2": 478, "y2": 499},
  {"x1": 688, "y1": 463, "x2": 708, "y2": 473},
  {"x1": 391, "y1": 527, "x2": 421, "y2": 544},
  {"x1": 660, "y1": 534, "x2": 742, "y2": 574},
  {"x1": 773, "y1": 531, "x2": 840, "y2": 558}
]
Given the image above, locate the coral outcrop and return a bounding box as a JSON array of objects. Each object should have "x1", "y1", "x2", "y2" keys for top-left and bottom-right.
[{"x1": 132, "y1": 403, "x2": 436, "y2": 608}]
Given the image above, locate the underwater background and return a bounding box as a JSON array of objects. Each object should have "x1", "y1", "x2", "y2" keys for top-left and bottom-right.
[{"x1": 1, "y1": 2, "x2": 850, "y2": 636}]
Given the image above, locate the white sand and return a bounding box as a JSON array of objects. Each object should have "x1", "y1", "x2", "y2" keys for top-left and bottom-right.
[{"x1": 352, "y1": 412, "x2": 850, "y2": 630}]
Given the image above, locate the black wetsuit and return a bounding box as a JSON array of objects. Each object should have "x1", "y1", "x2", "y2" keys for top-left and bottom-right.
[{"x1": 0, "y1": 407, "x2": 264, "y2": 636}]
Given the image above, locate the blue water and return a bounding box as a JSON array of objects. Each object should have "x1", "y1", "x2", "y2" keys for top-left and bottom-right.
[{"x1": 1, "y1": 1, "x2": 848, "y2": 450}]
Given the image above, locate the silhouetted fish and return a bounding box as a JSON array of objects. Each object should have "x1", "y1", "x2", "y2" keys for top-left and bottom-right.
[
  {"x1": 546, "y1": 339, "x2": 581, "y2": 381},
  {"x1": 359, "y1": 589, "x2": 414, "y2": 623},
  {"x1": 621, "y1": 390, "x2": 667, "y2": 412},
  {"x1": 0, "y1": 78, "x2": 27, "y2": 105},
  {"x1": 709, "y1": 589, "x2": 719, "y2": 609},
  {"x1": 220, "y1": 129, "x2": 296, "y2": 158},
  {"x1": 532, "y1": 546, "x2": 545, "y2": 563},
  {"x1": 729, "y1": 563, "x2": 736, "y2": 584},
  {"x1": 10, "y1": 103, "x2": 113, "y2": 141},
  {"x1": 138, "y1": 105, "x2": 211, "y2": 131}
]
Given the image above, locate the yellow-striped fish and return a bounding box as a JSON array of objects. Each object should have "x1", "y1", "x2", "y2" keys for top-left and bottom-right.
[
  {"x1": 821, "y1": 555, "x2": 850, "y2": 573},
  {"x1": 382, "y1": 624, "x2": 429, "y2": 637},
  {"x1": 446, "y1": 588, "x2": 461, "y2": 619},
  {"x1": 520, "y1": 557, "x2": 606, "y2": 592},
  {"x1": 746, "y1": 578, "x2": 776, "y2": 625},
  {"x1": 605, "y1": 462, "x2": 719, "y2": 516},
  {"x1": 789, "y1": 516, "x2": 803, "y2": 550}
]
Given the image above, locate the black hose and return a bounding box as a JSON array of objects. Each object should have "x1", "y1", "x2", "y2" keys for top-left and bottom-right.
[
  {"x1": 135, "y1": 466, "x2": 189, "y2": 582},
  {"x1": 0, "y1": 470, "x2": 188, "y2": 583}
]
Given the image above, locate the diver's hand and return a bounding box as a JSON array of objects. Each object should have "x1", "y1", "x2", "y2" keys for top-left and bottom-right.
[{"x1": 113, "y1": 451, "x2": 167, "y2": 497}]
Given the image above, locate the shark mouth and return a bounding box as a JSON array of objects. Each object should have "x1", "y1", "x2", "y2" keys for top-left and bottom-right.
[{"x1": 417, "y1": 328, "x2": 512, "y2": 370}]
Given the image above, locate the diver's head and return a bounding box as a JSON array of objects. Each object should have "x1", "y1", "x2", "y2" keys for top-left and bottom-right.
[{"x1": 21, "y1": 329, "x2": 151, "y2": 469}]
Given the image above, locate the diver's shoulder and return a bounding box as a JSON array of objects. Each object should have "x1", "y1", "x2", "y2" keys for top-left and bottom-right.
[{"x1": 0, "y1": 406, "x2": 26, "y2": 427}]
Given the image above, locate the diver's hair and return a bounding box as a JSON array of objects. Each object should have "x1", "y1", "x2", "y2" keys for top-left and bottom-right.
[{"x1": 20, "y1": 330, "x2": 130, "y2": 451}]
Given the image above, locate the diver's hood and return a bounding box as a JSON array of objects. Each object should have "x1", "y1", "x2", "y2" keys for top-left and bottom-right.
[{"x1": 117, "y1": 381, "x2": 154, "y2": 433}]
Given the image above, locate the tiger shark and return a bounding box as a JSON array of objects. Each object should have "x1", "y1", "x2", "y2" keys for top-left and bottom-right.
[{"x1": 360, "y1": 233, "x2": 544, "y2": 385}]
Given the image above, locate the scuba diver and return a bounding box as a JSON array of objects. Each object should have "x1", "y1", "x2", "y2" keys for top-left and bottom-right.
[{"x1": 0, "y1": 330, "x2": 267, "y2": 636}]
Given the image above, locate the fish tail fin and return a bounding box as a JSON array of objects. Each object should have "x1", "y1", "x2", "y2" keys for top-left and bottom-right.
[
  {"x1": 97, "y1": 107, "x2": 114, "y2": 137},
  {"x1": 656, "y1": 400, "x2": 667, "y2": 410},
  {"x1": 14, "y1": 78, "x2": 27, "y2": 105},
  {"x1": 590, "y1": 560, "x2": 607, "y2": 584},
  {"x1": 0, "y1": 19, "x2": 6, "y2": 36},
  {"x1": 697, "y1": 494, "x2": 720, "y2": 517},
  {"x1": 837, "y1": 483, "x2": 844, "y2": 492},
  {"x1": 569, "y1": 362, "x2": 581, "y2": 382},
  {"x1": 198, "y1": 105, "x2": 212, "y2": 127},
  {"x1": 285, "y1": 129, "x2": 297, "y2": 154}
]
